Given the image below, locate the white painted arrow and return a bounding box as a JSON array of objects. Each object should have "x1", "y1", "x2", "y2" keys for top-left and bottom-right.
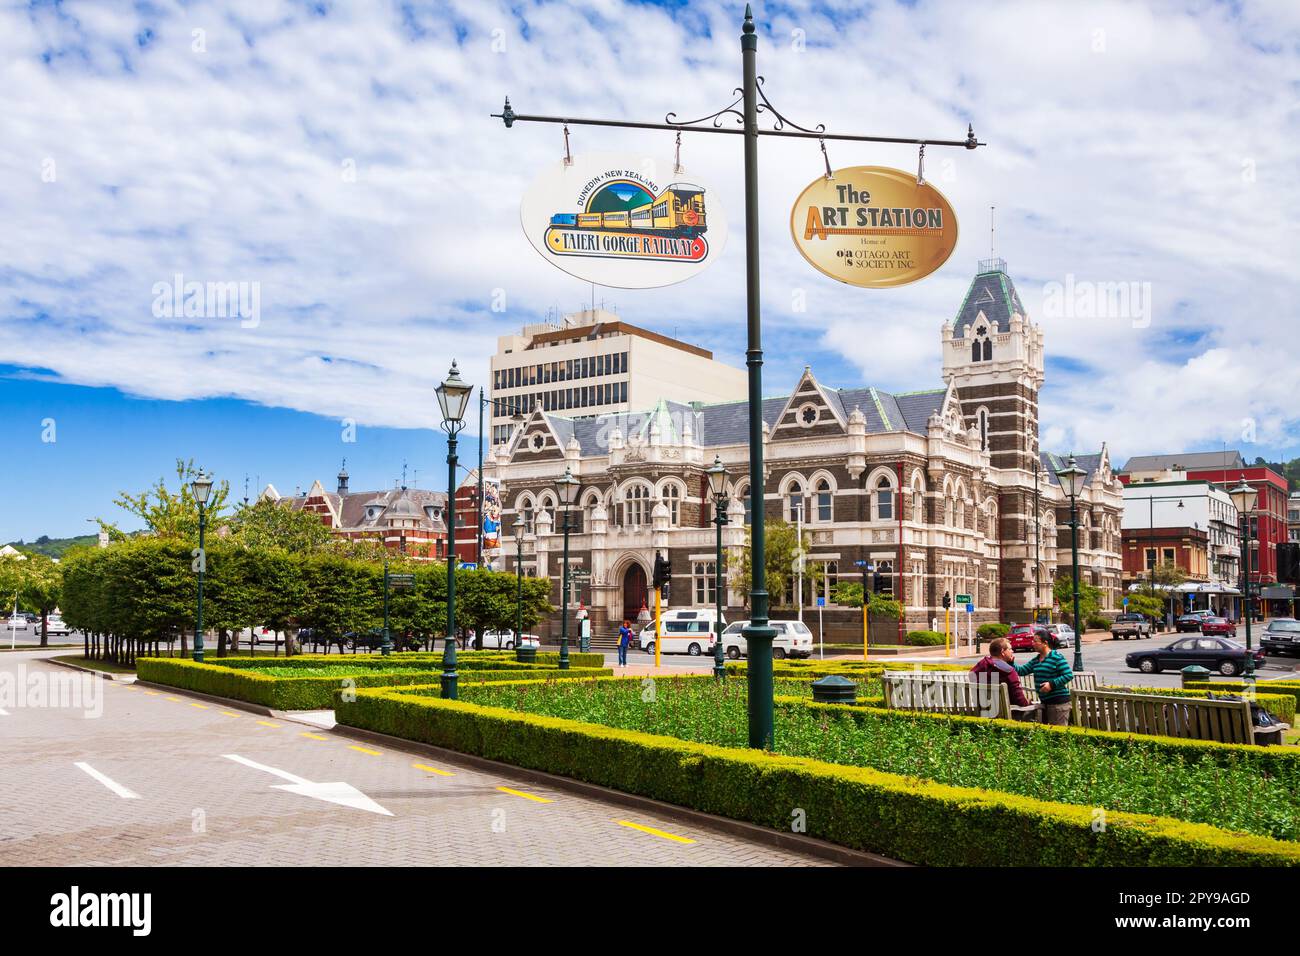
[{"x1": 223, "y1": 753, "x2": 392, "y2": 816}]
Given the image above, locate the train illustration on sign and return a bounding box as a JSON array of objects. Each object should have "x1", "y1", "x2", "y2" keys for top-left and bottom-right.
[{"x1": 549, "y1": 183, "x2": 708, "y2": 239}]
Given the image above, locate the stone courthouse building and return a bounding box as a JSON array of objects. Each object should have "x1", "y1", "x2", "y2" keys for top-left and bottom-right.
[{"x1": 484, "y1": 259, "x2": 1124, "y2": 642}]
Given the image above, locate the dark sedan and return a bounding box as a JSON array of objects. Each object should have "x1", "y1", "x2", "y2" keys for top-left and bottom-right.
[
  {"x1": 1126, "y1": 636, "x2": 1265, "y2": 677},
  {"x1": 1175, "y1": 611, "x2": 1214, "y2": 632},
  {"x1": 1199, "y1": 616, "x2": 1238, "y2": 637}
]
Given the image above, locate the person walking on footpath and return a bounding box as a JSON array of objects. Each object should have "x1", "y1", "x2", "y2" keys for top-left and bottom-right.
[
  {"x1": 1016, "y1": 630, "x2": 1075, "y2": 725},
  {"x1": 617, "y1": 618, "x2": 633, "y2": 667}
]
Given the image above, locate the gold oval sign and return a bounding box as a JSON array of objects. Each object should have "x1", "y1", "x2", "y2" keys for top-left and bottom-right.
[{"x1": 789, "y1": 166, "x2": 959, "y2": 288}]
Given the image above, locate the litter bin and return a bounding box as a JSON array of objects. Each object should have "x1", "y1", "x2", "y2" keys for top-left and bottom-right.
[
  {"x1": 1180, "y1": 664, "x2": 1210, "y2": 688},
  {"x1": 811, "y1": 674, "x2": 858, "y2": 705}
]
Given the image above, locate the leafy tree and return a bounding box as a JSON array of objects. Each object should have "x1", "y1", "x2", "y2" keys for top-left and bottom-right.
[
  {"x1": 829, "y1": 581, "x2": 903, "y2": 620},
  {"x1": 17, "y1": 555, "x2": 63, "y2": 646},
  {"x1": 1053, "y1": 573, "x2": 1101, "y2": 626},
  {"x1": 227, "y1": 499, "x2": 332, "y2": 554},
  {"x1": 727, "y1": 521, "x2": 822, "y2": 611},
  {"x1": 101, "y1": 458, "x2": 230, "y2": 540}
]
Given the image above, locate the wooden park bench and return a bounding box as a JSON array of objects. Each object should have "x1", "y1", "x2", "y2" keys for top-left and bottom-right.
[
  {"x1": 1072, "y1": 689, "x2": 1289, "y2": 746},
  {"x1": 881, "y1": 668, "x2": 1098, "y2": 706},
  {"x1": 881, "y1": 672, "x2": 1039, "y2": 721}
]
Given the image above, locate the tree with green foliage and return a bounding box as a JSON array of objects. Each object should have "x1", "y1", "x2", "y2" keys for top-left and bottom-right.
[
  {"x1": 1053, "y1": 573, "x2": 1101, "y2": 627},
  {"x1": 100, "y1": 458, "x2": 230, "y2": 540},
  {"x1": 727, "y1": 521, "x2": 822, "y2": 611},
  {"x1": 16, "y1": 554, "x2": 63, "y2": 646},
  {"x1": 226, "y1": 498, "x2": 332, "y2": 554},
  {"x1": 829, "y1": 581, "x2": 903, "y2": 620}
]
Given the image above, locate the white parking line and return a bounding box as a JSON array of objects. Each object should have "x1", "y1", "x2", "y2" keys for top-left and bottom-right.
[{"x1": 74, "y1": 762, "x2": 141, "y2": 799}]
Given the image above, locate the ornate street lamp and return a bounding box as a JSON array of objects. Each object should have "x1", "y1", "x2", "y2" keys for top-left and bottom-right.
[
  {"x1": 1228, "y1": 475, "x2": 1259, "y2": 683},
  {"x1": 1055, "y1": 455, "x2": 1087, "y2": 673},
  {"x1": 706, "y1": 455, "x2": 729, "y2": 680},
  {"x1": 513, "y1": 515, "x2": 534, "y2": 663},
  {"x1": 436, "y1": 360, "x2": 473, "y2": 699},
  {"x1": 554, "y1": 467, "x2": 581, "y2": 670},
  {"x1": 190, "y1": 470, "x2": 213, "y2": 662}
]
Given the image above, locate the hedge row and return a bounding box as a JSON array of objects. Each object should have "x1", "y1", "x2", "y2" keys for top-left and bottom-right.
[
  {"x1": 334, "y1": 684, "x2": 1300, "y2": 865},
  {"x1": 136, "y1": 657, "x2": 612, "y2": 710},
  {"x1": 203, "y1": 651, "x2": 607, "y2": 671},
  {"x1": 1186, "y1": 680, "x2": 1300, "y2": 713},
  {"x1": 1101, "y1": 684, "x2": 1296, "y2": 725}
]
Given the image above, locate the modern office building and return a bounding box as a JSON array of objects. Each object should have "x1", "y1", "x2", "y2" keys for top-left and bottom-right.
[{"x1": 487, "y1": 308, "x2": 749, "y2": 446}]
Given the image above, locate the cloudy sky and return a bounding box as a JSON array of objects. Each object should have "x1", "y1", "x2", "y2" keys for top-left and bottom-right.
[{"x1": 2, "y1": 0, "x2": 1298, "y2": 540}]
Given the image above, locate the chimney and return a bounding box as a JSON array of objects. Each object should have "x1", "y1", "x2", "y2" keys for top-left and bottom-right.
[{"x1": 337, "y1": 459, "x2": 350, "y2": 496}]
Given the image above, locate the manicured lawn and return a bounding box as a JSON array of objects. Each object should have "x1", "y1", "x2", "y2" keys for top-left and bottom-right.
[{"x1": 462, "y1": 677, "x2": 1300, "y2": 842}]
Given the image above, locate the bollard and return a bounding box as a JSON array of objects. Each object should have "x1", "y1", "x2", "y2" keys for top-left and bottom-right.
[
  {"x1": 811, "y1": 674, "x2": 858, "y2": 704},
  {"x1": 1180, "y1": 664, "x2": 1210, "y2": 688}
]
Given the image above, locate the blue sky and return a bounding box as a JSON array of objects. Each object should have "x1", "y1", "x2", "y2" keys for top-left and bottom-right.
[{"x1": 3, "y1": 0, "x2": 1300, "y2": 540}]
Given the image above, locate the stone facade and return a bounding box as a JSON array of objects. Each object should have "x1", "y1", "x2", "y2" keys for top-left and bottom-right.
[{"x1": 485, "y1": 261, "x2": 1124, "y2": 642}]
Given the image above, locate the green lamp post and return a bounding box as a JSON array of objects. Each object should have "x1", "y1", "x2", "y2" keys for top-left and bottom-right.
[
  {"x1": 191, "y1": 469, "x2": 213, "y2": 663},
  {"x1": 436, "y1": 360, "x2": 473, "y2": 699},
  {"x1": 554, "y1": 467, "x2": 581, "y2": 671},
  {"x1": 1228, "y1": 475, "x2": 1259, "y2": 684},
  {"x1": 1055, "y1": 455, "x2": 1087, "y2": 673},
  {"x1": 513, "y1": 515, "x2": 535, "y2": 663},
  {"x1": 706, "y1": 455, "x2": 729, "y2": 680}
]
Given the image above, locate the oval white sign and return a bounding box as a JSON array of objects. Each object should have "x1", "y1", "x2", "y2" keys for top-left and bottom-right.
[{"x1": 520, "y1": 152, "x2": 727, "y2": 289}]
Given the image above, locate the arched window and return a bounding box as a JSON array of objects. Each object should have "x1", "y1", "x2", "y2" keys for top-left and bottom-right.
[
  {"x1": 520, "y1": 496, "x2": 535, "y2": 534},
  {"x1": 874, "y1": 476, "x2": 894, "y2": 521},
  {"x1": 971, "y1": 339, "x2": 980, "y2": 362},
  {"x1": 978, "y1": 408, "x2": 988, "y2": 451},
  {"x1": 787, "y1": 481, "x2": 805, "y2": 523},
  {"x1": 876, "y1": 560, "x2": 894, "y2": 594},
  {"x1": 982, "y1": 338, "x2": 992, "y2": 361},
  {"x1": 945, "y1": 496, "x2": 954, "y2": 527},
  {"x1": 737, "y1": 483, "x2": 752, "y2": 526},
  {"x1": 622, "y1": 484, "x2": 651, "y2": 527},
  {"x1": 662, "y1": 484, "x2": 682, "y2": 526},
  {"x1": 815, "y1": 478, "x2": 833, "y2": 522}
]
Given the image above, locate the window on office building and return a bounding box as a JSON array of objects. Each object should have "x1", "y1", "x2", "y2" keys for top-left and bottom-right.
[{"x1": 694, "y1": 562, "x2": 716, "y2": 605}]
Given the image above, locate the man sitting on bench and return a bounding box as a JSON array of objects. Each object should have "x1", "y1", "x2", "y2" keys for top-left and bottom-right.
[{"x1": 969, "y1": 637, "x2": 1031, "y2": 713}]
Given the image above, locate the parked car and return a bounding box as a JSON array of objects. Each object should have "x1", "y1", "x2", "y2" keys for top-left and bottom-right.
[
  {"x1": 715, "y1": 619, "x2": 815, "y2": 659},
  {"x1": 1110, "y1": 613, "x2": 1152, "y2": 640},
  {"x1": 1261, "y1": 618, "x2": 1300, "y2": 657},
  {"x1": 44, "y1": 615, "x2": 71, "y2": 637},
  {"x1": 3, "y1": 614, "x2": 28, "y2": 630},
  {"x1": 1198, "y1": 616, "x2": 1237, "y2": 637},
  {"x1": 1175, "y1": 610, "x2": 1215, "y2": 632},
  {"x1": 1008, "y1": 623, "x2": 1051, "y2": 652},
  {"x1": 638, "y1": 609, "x2": 726, "y2": 656},
  {"x1": 1043, "y1": 622, "x2": 1075, "y2": 649},
  {"x1": 1125, "y1": 636, "x2": 1264, "y2": 677},
  {"x1": 479, "y1": 629, "x2": 540, "y2": 650}
]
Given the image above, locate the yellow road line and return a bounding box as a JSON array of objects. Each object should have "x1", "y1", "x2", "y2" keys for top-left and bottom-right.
[
  {"x1": 349, "y1": 745, "x2": 381, "y2": 756},
  {"x1": 164, "y1": 697, "x2": 181, "y2": 702},
  {"x1": 142, "y1": 690, "x2": 160, "y2": 696},
  {"x1": 496, "y1": 786, "x2": 552, "y2": 804},
  {"x1": 615, "y1": 820, "x2": 696, "y2": 844},
  {"x1": 255, "y1": 720, "x2": 280, "y2": 728},
  {"x1": 189, "y1": 703, "x2": 209, "y2": 710},
  {"x1": 412, "y1": 762, "x2": 455, "y2": 777},
  {"x1": 219, "y1": 711, "x2": 241, "y2": 718},
  {"x1": 300, "y1": 732, "x2": 328, "y2": 741}
]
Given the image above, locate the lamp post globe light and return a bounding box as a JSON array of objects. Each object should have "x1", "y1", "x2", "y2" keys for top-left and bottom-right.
[
  {"x1": 190, "y1": 470, "x2": 214, "y2": 662},
  {"x1": 705, "y1": 455, "x2": 729, "y2": 680},
  {"x1": 554, "y1": 466, "x2": 581, "y2": 671},
  {"x1": 436, "y1": 360, "x2": 473, "y2": 699},
  {"x1": 513, "y1": 515, "x2": 535, "y2": 663},
  {"x1": 1228, "y1": 475, "x2": 1259, "y2": 683},
  {"x1": 1055, "y1": 455, "x2": 1087, "y2": 673}
]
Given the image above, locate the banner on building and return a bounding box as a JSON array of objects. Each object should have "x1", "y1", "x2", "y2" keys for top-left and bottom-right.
[
  {"x1": 789, "y1": 166, "x2": 958, "y2": 288},
  {"x1": 482, "y1": 479, "x2": 502, "y2": 549},
  {"x1": 520, "y1": 152, "x2": 728, "y2": 289}
]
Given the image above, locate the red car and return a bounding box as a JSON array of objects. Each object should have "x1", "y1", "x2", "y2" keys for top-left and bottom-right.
[
  {"x1": 1199, "y1": 616, "x2": 1238, "y2": 637},
  {"x1": 1007, "y1": 623, "x2": 1052, "y2": 652}
]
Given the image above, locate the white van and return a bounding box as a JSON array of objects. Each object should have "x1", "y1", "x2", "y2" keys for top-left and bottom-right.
[
  {"x1": 638, "y1": 609, "x2": 726, "y2": 657},
  {"x1": 717, "y1": 620, "x2": 815, "y2": 660}
]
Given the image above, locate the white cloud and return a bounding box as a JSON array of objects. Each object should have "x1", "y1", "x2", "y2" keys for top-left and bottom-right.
[{"x1": 1, "y1": 0, "x2": 1298, "y2": 460}]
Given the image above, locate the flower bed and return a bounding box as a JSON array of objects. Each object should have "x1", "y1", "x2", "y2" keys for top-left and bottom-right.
[
  {"x1": 451, "y1": 677, "x2": 1300, "y2": 842},
  {"x1": 335, "y1": 680, "x2": 1300, "y2": 866}
]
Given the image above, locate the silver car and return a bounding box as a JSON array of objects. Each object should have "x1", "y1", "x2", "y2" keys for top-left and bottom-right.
[{"x1": 1044, "y1": 623, "x2": 1075, "y2": 648}]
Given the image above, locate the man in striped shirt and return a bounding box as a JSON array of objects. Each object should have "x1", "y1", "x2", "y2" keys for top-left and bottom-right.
[{"x1": 1016, "y1": 631, "x2": 1075, "y2": 725}]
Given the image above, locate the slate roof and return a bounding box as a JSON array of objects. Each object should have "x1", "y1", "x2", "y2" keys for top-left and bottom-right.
[
  {"x1": 1040, "y1": 451, "x2": 1104, "y2": 490},
  {"x1": 952, "y1": 263, "x2": 1026, "y2": 337},
  {"x1": 1119, "y1": 451, "x2": 1245, "y2": 474},
  {"x1": 289, "y1": 487, "x2": 448, "y2": 533}
]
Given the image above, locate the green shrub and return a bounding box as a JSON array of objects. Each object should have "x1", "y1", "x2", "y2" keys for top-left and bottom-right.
[
  {"x1": 977, "y1": 623, "x2": 1009, "y2": 642},
  {"x1": 904, "y1": 630, "x2": 947, "y2": 647},
  {"x1": 136, "y1": 657, "x2": 612, "y2": 710},
  {"x1": 1086, "y1": 615, "x2": 1110, "y2": 630},
  {"x1": 335, "y1": 683, "x2": 1300, "y2": 865},
  {"x1": 1185, "y1": 681, "x2": 1300, "y2": 722}
]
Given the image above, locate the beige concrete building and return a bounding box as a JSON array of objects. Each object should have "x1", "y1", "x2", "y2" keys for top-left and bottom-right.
[{"x1": 488, "y1": 308, "x2": 748, "y2": 446}]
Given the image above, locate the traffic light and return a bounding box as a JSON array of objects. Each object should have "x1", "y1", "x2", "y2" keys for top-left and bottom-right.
[
  {"x1": 942, "y1": 591, "x2": 951, "y2": 610},
  {"x1": 652, "y1": 552, "x2": 672, "y2": 589},
  {"x1": 872, "y1": 571, "x2": 883, "y2": 594}
]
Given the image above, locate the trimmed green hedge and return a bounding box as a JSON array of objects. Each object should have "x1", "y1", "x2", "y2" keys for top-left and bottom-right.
[
  {"x1": 977, "y1": 622, "x2": 1010, "y2": 642},
  {"x1": 335, "y1": 684, "x2": 1300, "y2": 865},
  {"x1": 904, "y1": 630, "x2": 947, "y2": 646},
  {"x1": 207, "y1": 650, "x2": 607, "y2": 670},
  {"x1": 1100, "y1": 684, "x2": 1296, "y2": 725},
  {"x1": 136, "y1": 657, "x2": 612, "y2": 710},
  {"x1": 1185, "y1": 681, "x2": 1300, "y2": 719}
]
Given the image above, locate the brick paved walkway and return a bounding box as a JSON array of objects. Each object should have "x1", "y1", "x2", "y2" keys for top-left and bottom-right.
[{"x1": 0, "y1": 653, "x2": 831, "y2": 867}]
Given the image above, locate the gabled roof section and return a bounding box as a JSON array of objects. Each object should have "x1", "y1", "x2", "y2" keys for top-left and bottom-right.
[
  {"x1": 1120, "y1": 450, "x2": 1245, "y2": 474},
  {"x1": 892, "y1": 387, "x2": 947, "y2": 433},
  {"x1": 1041, "y1": 450, "x2": 1105, "y2": 489},
  {"x1": 771, "y1": 368, "x2": 848, "y2": 437},
  {"x1": 952, "y1": 260, "x2": 1025, "y2": 338}
]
